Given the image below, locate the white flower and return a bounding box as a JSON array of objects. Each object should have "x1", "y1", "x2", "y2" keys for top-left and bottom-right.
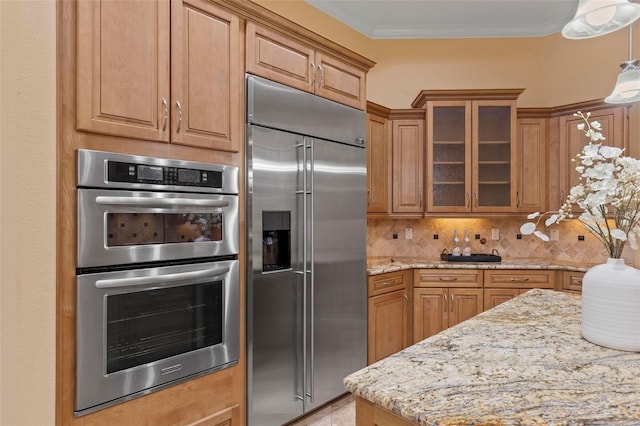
[
  {"x1": 533, "y1": 231, "x2": 550, "y2": 241},
  {"x1": 520, "y1": 222, "x2": 537, "y2": 235},
  {"x1": 599, "y1": 145, "x2": 623, "y2": 159}
]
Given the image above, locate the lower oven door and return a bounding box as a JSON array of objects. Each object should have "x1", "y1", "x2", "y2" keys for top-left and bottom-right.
[
  {"x1": 75, "y1": 259, "x2": 239, "y2": 416},
  {"x1": 77, "y1": 188, "x2": 239, "y2": 268}
]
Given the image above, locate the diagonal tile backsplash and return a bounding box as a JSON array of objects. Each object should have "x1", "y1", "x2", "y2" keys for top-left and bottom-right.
[{"x1": 367, "y1": 218, "x2": 636, "y2": 266}]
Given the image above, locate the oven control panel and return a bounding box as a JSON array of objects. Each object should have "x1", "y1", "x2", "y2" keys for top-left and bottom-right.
[{"x1": 108, "y1": 161, "x2": 223, "y2": 188}]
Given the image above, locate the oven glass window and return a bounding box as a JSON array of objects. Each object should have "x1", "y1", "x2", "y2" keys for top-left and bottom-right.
[
  {"x1": 106, "y1": 213, "x2": 223, "y2": 246},
  {"x1": 105, "y1": 280, "x2": 223, "y2": 374}
]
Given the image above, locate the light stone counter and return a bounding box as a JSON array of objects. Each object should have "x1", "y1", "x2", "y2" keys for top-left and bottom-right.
[
  {"x1": 367, "y1": 256, "x2": 596, "y2": 276},
  {"x1": 344, "y1": 289, "x2": 640, "y2": 425}
]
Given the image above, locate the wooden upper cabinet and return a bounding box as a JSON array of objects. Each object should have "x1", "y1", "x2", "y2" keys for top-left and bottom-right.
[
  {"x1": 556, "y1": 106, "x2": 627, "y2": 210},
  {"x1": 77, "y1": 0, "x2": 170, "y2": 141},
  {"x1": 246, "y1": 22, "x2": 367, "y2": 110},
  {"x1": 417, "y1": 90, "x2": 523, "y2": 214},
  {"x1": 392, "y1": 118, "x2": 424, "y2": 214},
  {"x1": 171, "y1": 0, "x2": 241, "y2": 151},
  {"x1": 77, "y1": 0, "x2": 241, "y2": 152},
  {"x1": 517, "y1": 117, "x2": 548, "y2": 213},
  {"x1": 366, "y1": 103, "x2": 391, "y2": 214}
]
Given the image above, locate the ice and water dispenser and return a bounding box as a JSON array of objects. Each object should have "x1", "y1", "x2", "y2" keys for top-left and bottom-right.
[{"x1": 262, "y1": 211, "x2": 291, "y2": 272}]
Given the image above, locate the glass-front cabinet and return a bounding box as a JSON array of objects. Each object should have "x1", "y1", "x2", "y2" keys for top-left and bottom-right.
[{"x1": 425, "y1": 94, "x2": 520, "y2": 213}]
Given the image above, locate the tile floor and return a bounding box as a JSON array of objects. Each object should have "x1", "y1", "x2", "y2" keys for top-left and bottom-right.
[{"x1": 287, "y1": 394, "x2": 355, "y2": 426}]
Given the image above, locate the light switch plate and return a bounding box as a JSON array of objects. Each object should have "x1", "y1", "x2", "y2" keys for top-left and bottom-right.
[
  {"x1": 491, "y1": 229, "x2": 500, "y2": 240},
  {"x1": 550, "y1": 229, "x2": 559, "y2": 241},
  {"x1": 405, "y1": 228, "x2": 413, "y2": 240}
]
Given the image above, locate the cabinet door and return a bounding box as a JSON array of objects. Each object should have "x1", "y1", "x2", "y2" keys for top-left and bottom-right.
[
  {"x1": 472, "y1": 100, "x2": 518, "y2": 212},
  {"x1": 427, "y1": 101, "x2": 472, "y2": 212},
  {"x1": 368, "y1": 289, "x2": 409, "y2": 364},
  {"x1": 413, "y1": 288, "x2": 446, "y2": 343},
  {"x1": 171, "y1": 0, "x2": 241, "y2": 152},
  {"x1": 558, "y1": 107, "x2": 627, "y2": 211},
  {"x1": 367, "y1": 113, "x2": 390, "y2": 213},
  {"x1": 77, "y1": 0, "x2": 170, "y2": 141},
  {"x1": 186, "y1": 404, "x2": 240, "y2": 426},
  {"x1": 245, "y1": 21, "x2": 315, "y2": 94},
  {"x1": 484, "y1": 288, "x2": 520, "y2": 310},
  {"x1": 562, "y1": 271, "x2": 585, "y2": 293},
  {"x1": 314, "y1": 52, "x2": 366, "y2": 110},
  {"x1": 392, "y1": 119, "x2": 424, "y2": 213},
  {"x1": 517, "y1": 118, "x2": 547, "y2": 213},
  {"x1": 448, "y1": 288, "x2": 483, "y2": 327}
]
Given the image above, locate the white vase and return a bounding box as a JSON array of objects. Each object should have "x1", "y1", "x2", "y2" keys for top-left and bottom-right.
[{"x1": 581, "y1": 258, "x2": 640, "y2": 352}]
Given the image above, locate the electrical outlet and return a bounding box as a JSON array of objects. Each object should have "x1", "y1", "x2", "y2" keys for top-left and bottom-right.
[
  {"x1": 550, "y1": 229, "x2": 559, "y2": 241},
  {"x1": 491, "y1": 229, "x2": 500, "y2": 240},
  {"x1": 405, "y1": 228, "x2": 413, "y2": 240}
]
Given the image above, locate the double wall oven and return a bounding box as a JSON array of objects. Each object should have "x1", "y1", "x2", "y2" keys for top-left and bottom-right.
[{"x1": 75, "y1": 149, "x2": 239, "y2": 416}]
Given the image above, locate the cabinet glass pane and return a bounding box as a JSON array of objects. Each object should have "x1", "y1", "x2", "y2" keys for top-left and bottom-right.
[
  {"x1": 478, "y1": 163, "x2": 510, "y2": 182},
  {"x1": 433, "y1": 184, "x2": 465, "y2": 207},
  {"x1": 477, "y1": 142, "x2": 510, "y2": 162},
  {"x1": 432, "y1": 106, "x2": 466, "y2": 208},
  {"x1": 478, "y1": 184, "x2": 511, "y2": 206},
  {"x1": 477, "y1": 106, "x2": 510, "y2": 141},
  {"x1": 477, "y1": 105, "x2": 512, "y2": 208}
]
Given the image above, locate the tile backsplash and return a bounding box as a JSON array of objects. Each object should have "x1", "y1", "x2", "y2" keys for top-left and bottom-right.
[{"x1": 367, "y1": 218, "x2": 636, "y2": 267}]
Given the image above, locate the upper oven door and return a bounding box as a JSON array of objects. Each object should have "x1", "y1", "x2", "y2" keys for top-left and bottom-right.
[{"x1": 77, "y1": 189, "x2": 239, "y2": 268}]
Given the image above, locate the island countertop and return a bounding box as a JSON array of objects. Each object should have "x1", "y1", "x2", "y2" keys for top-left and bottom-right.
[{"x1": 344, "y1": 289, "x2": 640, "y2": 425}]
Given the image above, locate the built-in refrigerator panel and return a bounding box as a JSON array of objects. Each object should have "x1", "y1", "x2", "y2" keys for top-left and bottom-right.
[{"x1": 246, "y1": 74, "x2": 367, "y2": 426}]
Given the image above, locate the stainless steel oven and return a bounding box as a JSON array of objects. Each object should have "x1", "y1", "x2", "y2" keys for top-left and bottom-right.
[{"x1": 75, "y1": 149, "x2": 240, "y2": 416}]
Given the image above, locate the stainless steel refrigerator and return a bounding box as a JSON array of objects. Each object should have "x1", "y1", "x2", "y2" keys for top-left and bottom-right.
[{"x1": 246, "y1": 75, "x2": 367, "y2": 426}]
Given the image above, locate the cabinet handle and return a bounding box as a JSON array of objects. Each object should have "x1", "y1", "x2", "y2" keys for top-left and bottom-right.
[
  {"x1": 474, "y1": 192, "x2": 479, "y2": 207},
  {"x1": 318, "y1": 65, "x2": 324, "y2": 87},
  {"x1": 443, "y1": 293, "x2": 448, "y2": 312},
  {"x1": 510, "y1": 277, "x2": 530, "y2": 282},
  {"x1": 560, "y1": 191, "x2": 565, "y2": 206},
  {"x1": 161, "y1": 98, "x2": 168, "y2": 132},
  {"x1": 450, "y1": 293, "x2": 454, "y2": 312},
  {"x1": 516, "y1": 191, "x2": 520, "y2": 208},
  {"x1": 310, "y1": 63, "x2": 316, "y2": 85},
  {"x1": 466, "y1": 192, "x2": 471, "y2": 207},
  {"x1": 404, "y1": 293, "x2": 409, "y2": 300},
  {"x1": 439, "y1": 276, "x2": 458, "y2": 282},
  {"x1": 420, "y1": 191, "x2": 423, "y2": 207},
  {"x1": 380, "y1": 280, "x2": 394, "y2": 287},
  {"x1": 176, "y1": 100, "x2": 182, "y2": 133},
  {"x1": 367, "y1": 189, "x2": 371, "y2": 207}
]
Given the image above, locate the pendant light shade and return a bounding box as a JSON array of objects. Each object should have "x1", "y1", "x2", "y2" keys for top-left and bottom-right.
[
  {"x1": 604, "y1": 60, "x2": 640, "y2": 103},
  {"x1": 562, "y1": 0, "x2": 640, "y2": 39}
]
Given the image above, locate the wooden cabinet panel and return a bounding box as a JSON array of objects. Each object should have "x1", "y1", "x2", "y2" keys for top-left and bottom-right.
[
  {"x1": 76, "y1": 0, "x2": 241, "y2": 152},
  {"x1": 484, "y1": 288, "x2": 522, "y2": 310},
  {"x1": 392, "y1": 120, "x2": 424, "y2": 213},
  {"x1": 367, "y1": 109, "x2": 390, "y2": 213},
  {"x1": 368, "y1": 271, "x2": 405, "y2": 296},
  {"x1": 315, "y1": 51, "x2": 366, "y2": 110},
  {"x1": 245, "y1": 22, "x2": 367, "y2": 109},
  {"x1": 414, "y1": 288, "x2": 447, "y2": 342},
  {"x1": 557, "y1": 106, "x2": 627, "y2": 211},
  {"x1": 77, "y1": 0, "x2": 170, "y2": 141},
  {"x1": 187, "y1": 404, "x2": 240, "y2": 426},
  {"x1": 562, "y1": 270, "x2": 585, "y2": 293},
  {"x1": 415, "y1": 269, "x2": 482, "y2": 288},
  {"x1": 517, "y1": 118, "x2": 547, "y2": 213},
  {"x1": 448, "y1": 288, "x2": 483, "y2": 327},
  {"x1": 245, "y1": 21, "x2": 314, "y2": 93},
  {"x1": 368, "y1": 289, "x2": 409, "y2": 364},
  {"x1": 484, "y1": 270, "x2": 554, "y2": 289},
  {"x1": 171, "y1": 0, "x2": 241, "y2": 151}
]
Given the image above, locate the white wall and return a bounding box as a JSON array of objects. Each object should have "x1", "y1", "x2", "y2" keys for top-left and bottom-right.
[{"x1": 0, "y1": 1, "x2": 57, "y2": 424}]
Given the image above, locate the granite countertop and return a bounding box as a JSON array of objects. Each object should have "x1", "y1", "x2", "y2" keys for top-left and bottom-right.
[
  {"x1": 367, "y1": 256, "x2": 596, "y2": 276},
  {"x1": 344, "y1": 289, "x2": 640, "y2": 425}
]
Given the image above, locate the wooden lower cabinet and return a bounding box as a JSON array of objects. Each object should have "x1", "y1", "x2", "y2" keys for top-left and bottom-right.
[
  {"x1": 367, "y1": 271, "x2": 412, "y2": 364},
  {"x1": 483, "y1": 270, "x2": 555, "y2": 309},
  {"x1": 413, "y1": 269, "x2": 483, "y2": 343},
  {"x1": 562, "y1": 270, "x2": 585, "y2": 293},
  {"x1": 355, "y1": 397, "x2": 414, "y2": 426},
  {"x1": 188, "y1": 404, "x2": 240, "y2": 426}
]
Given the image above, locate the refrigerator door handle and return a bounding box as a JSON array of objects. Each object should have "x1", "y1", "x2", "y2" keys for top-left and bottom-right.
[
  {"x1": 297, "y1": 140, "x2": 309, "y2": 409},
  {"x1": 308, "y1": 138, "x2": 315, "y2": 403}
]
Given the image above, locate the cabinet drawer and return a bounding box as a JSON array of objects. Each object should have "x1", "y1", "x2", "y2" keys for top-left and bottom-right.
[
  {"x1": 368, "y1": 271, "x2": 406, "y2": 296},
  {"x1": 484, "y1": 270, "x2": 554, "y2": 289},
  {"x1": 414, "y1": 269, "x2": 482, "y2": 288},
  {"x1": 562, "y1": 271, "x2": 584, "y2": 293}
]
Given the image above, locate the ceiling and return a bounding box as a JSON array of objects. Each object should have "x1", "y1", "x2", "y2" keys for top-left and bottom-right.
[{"x1": 304, "y1": 0, "x2": 580, "y2": 39}]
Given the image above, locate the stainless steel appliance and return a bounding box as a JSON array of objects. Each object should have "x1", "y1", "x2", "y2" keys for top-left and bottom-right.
[
  {"x1": 75, "y1": 149, "x2": 240, "y2": 416},
  {"x1": 246, "y1": 75, "x2": 367, "y2": 426}
]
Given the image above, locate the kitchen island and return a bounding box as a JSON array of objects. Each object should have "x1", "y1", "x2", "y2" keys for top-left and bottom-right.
[{"x1": 344, "y1": 289, "x2": 640, "y2": 425}]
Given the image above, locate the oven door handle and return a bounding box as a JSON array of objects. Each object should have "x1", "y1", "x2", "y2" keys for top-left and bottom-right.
[
  {"x1": 95, "y1": 196, "x2": 230, "y2": 209},
  {"x1": 95, "y1": 266, "x2": 231, "y2": 289}
]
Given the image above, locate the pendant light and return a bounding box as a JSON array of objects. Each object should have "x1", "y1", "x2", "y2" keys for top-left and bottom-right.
[
  {"x1": 605, "y1": 25, "x2": 640, "y2": 103},
  {"x1": 562, "y1": 0, "x2": 640, "y2": 39}
]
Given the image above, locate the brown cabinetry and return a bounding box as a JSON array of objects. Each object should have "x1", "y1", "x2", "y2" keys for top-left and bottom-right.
[
  {"x1": 367, "y1": 103, "x2": 391, "y2": 214},
  {"x1": 246, "y1": 22, "x2": 367, "y2": 110},
  {"x1": 517, "y1": 116, "x2": 548, "y2": 213},
  {"x1": 77, "y1": 0, "x2": 241, "y2": 152},
  {"x1": 367, "y1": 271, "x2": 412, "y2": 364},
  {"x1": 562, "y1": 270, "x2": 585, "y2": 293},
  {"x1": 414, "y1": 90, "x2": 523, "y2": 214},
  {"x1": 413, "y1": 269, "x2": 483, "y2": 342},
  {"x1": 551, "y1": 105, "x2": 627, "y2": 210},
  {"x1": 391, "y1": 111, "x2": 425, "y2": 215},
  {"x1": 483, "y1": 270, "x2": 554, "y2": 309}
]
